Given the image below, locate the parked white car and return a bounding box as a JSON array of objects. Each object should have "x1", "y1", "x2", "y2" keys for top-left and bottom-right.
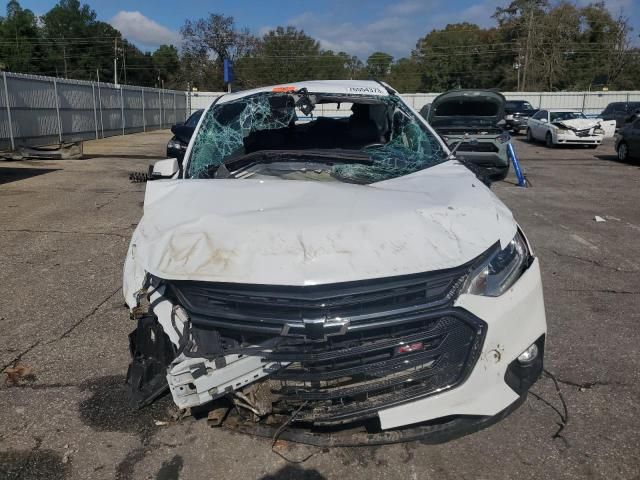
[
  {"x1": 526, "y1": 109, "x2": 615, "y2": 148},
  {"x1": 123, "y1": 80, "x2": 547, "y2": 444}
]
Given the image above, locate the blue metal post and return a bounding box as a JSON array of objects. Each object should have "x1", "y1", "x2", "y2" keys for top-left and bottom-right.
[{"x1": 507, "y1": 142, "x2": 527, "y2": 187}]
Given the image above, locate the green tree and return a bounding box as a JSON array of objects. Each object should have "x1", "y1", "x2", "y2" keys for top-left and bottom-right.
[
  {"x1": 575, "y1": 2, "x2": 636, "y2": 89},
  {"x1": 41, "y1": 0, "x2": 118, "y2": 80},
  {"x1": 236, "y1": 26, "x2": 322, "y2": 87},
  {"x1": 493, "y1": 0, "x2": 549, "y2": 90},
  {"x1": 412, "y1": 23, "x2": 501, "y2": 91},
  {"x1": 0, "y1": 1, "x2": 41, "y2": 73},
  {"x1": 120, "y1": 41, "x2": 156, "y2": 87},
  {"x1": 386, "y1": 58, "x2": 423, "y2": 92},
  {"x1": 366, "y1": 51, "x2": 393, "y2": 79},
  {"x1": 152, "y1": 44, "x2": 180, "y2": 88}
]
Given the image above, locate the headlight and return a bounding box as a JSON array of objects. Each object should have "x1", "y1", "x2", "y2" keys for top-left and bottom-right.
[
  {"x1": 556, "y1": 128, "x2": 570, "y2": 135},
  {"x1": 168, "y1": 140, "x2": 184, "y2": 149},
  {"x1": 463, "y1": 231, "x2": 530, "y2": 297},
  {"x1": 505, "y1": 114, "x2": 514, "y2": 120},
  {"x1": 594, "y1": 128, "x2": 604, "y2": 134}
]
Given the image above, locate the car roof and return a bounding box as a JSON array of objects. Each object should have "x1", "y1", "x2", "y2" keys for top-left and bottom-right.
[{"x1": 217, "y1": 80, "x2": 391, "y2": 104}]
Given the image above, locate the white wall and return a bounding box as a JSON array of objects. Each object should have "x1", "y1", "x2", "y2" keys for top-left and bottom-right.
[{"x1": 188, "y1": 90, "x2": 640, "y2": 116}]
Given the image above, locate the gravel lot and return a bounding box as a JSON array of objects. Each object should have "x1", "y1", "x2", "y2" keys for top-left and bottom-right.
[{"x1": 1, "y1": 131, "x2": 639, "y2": 480}]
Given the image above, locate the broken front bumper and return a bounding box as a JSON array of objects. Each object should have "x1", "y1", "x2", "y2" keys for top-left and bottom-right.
[
  {"x1": 555, "y1": 132, "x2": 603, "y2": 145},
  {"x1": 128, "y1": 248, "x2": 546, "y2": 439}
]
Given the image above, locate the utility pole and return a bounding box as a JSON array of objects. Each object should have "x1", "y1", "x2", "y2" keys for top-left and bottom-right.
[
  {"x1": 63, "y1": 44, "x2": 68, "y2": 79},
  {"x1": 114, "y1": 37, "x2": 118, "y2": 85},
  {"x1": 522, "y1": 2, "x2": 535, "y2": 91},
  {"x1": 123, "y1": 44, "x2": 127, "y2": 85}
]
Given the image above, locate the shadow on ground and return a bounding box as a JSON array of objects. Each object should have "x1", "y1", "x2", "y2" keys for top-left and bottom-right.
[
  {"x1": 595, "y1": 153, "x2": 640, "y2": 167},
  {"x1": 257, "y1": 465, "x2": 327, "y2": 480},
  {"x1": 0, "y1": 167, "x2": 61, "y2": 185}
]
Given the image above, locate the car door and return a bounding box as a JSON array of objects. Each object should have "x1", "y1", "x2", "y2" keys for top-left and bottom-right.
[
  {"x1": 614, "y1": 103, "x2": 628, "y2": 128},
  {"x1": 629, "y1": 119, "x2": 640, "y2": 157},
  {"x1": 529, "y1": 111, "x2": 542, "y2": 138},
  {"x1": 531, "y1": 110, "x2": 548, "y2": 139}
]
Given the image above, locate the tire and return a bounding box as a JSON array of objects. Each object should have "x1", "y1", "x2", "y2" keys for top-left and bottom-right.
[
  {"x1": 526, "y1": 128, "x2": 534, "y2": 142},
  {"x1": 617, "y1": 141, "x2": 629, "y2": 161},
  {"x1": 545, "y1": 132, "x2": 555, "y2": 148}
]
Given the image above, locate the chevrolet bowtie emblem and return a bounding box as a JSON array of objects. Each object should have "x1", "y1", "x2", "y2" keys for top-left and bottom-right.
[{"x1": 281, "y1": 316, "x2": 350, "y2": 340}]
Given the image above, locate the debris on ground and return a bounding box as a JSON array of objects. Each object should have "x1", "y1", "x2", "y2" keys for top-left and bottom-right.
[
  {"x1": 3, "y1": 364, "x2": 36, "y2": 385},
  {"x1": 129, "y1": 171, "x2": 149, "y2": 183}
]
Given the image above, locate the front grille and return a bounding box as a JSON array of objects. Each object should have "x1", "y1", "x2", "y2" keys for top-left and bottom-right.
[
  {"x1": 265, "y1": 311, "x2": 484, "y2": 424},
  {"x1": 170, "y1": 265, "x2": 470, "y2": 335},
  {"x1": 167, "y1": 250, "x2": 492, "y2": 425}
]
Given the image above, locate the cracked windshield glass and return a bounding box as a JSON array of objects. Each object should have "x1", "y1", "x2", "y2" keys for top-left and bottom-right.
[{"x1": 186, "y1": 91, "x2": 447, "y2": 184}]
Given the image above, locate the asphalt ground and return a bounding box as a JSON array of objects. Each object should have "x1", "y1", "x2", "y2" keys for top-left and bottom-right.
[{"x1": 1, "y1": 131, "x2": 639, "y2": 480}]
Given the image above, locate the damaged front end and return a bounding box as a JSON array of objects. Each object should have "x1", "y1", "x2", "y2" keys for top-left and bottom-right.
[
  {"x1": 551, "y1": 120, "x2": 605, "y2": 138},
  {"x1": 123, "y1": 81, "x2": 547, "y2": 445},
  {"x1": 126, "y1": 257, "x2": 489, "y2": 441}
]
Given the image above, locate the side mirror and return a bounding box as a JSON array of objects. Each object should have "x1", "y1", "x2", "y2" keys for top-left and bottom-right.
[
  {"x1": 540, "y1": 118, "x2": 548, "y2": 123},
  {"x1": 149, "y1": 158, "x2": 179, "y2": 180}
]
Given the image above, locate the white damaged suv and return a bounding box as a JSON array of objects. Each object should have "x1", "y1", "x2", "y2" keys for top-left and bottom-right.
[{"x1": 123, "y1": 80, "x2": 546, "y2": 445}]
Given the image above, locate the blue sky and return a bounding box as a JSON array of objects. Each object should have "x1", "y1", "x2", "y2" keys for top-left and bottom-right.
[{"x1": 20, "y1": 0, "x2": 640, "y2": 58}]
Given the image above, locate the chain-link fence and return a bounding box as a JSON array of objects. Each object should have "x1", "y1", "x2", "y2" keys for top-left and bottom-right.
[{"x1": 0, "y1": 71, "x2": 188, "y2": 151}]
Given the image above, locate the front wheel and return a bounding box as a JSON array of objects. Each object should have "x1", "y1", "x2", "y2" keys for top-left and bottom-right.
[
  {"x1": 545, "y1": 132, "x2": 555, "y2": 148},
  {"x1": 617, "y1": 141, "x2": 629, "y2": 160},
  {"x1": 526, "y1": 128, "x2": 534, "y2": 142}
]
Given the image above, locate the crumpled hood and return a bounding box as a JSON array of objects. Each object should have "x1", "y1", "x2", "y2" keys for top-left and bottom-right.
[
  {"x1": 553, "y1": 118, "x2": 600, "y2": 130},
  {"x1": 130, "y1": 161, "x2": 516, "y2": 286}
]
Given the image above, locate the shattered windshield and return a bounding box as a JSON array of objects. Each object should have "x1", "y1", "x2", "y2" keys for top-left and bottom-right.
[{"x1": 185, "y1": 90, "x2": 447, "y2": 184}]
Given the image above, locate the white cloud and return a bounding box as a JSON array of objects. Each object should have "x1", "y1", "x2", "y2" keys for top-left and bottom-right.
[
  {"x1": 270, "y1": 0, "x2": 505, "y2": 60},
  {"x1": 281, "y1": 13, "x2": 419, "y2": 59},
  {"x1": 110, "y1": 11, "x2": 180, "y2": 50}
]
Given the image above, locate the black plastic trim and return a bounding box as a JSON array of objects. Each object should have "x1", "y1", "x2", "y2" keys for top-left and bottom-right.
[{"x1": 504, "y1": 335, "x2": 545, "y2": 395}]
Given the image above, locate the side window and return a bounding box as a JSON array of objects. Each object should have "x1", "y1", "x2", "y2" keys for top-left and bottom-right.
[
  {"x1": 614, "y1": 104, "x2": 626, "y2": 113},
  {"x1": 533, "y1": 110, "x2": 547, "y2": 120}
]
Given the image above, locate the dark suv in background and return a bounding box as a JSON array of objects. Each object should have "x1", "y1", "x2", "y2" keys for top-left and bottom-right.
[
  {"x1": 615, "y1": 117, "x2": 640, "y2": 161},
  {"x1": 166, "y1": 109, "x2": 204, "y2": 162},
  {"x1": 504, "y1": 100, "x2": 537, "y2": 133},
  {"x1": 600, "y1": 102, "x2": 640, "y2": 128}
]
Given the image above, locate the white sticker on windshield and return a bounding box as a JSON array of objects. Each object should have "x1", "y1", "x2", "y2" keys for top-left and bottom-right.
[{"x1": 348, "y1": 86, "x2": 385, "y2": 94}]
